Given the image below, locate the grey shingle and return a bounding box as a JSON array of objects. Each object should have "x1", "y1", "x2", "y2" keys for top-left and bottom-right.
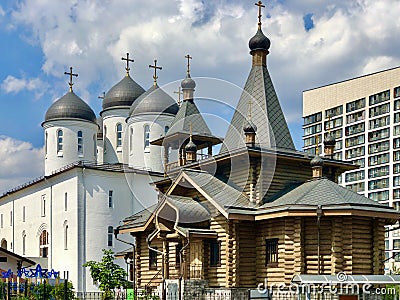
[{"x1": 220, "y1": 65, "x2": 295, "y2": 153}]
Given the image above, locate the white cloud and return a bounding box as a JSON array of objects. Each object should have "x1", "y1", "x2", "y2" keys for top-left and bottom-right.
[
  {"x1": 0, "y1": 136, "x2": 43, "y2": 194},
  {"x1": 0, "y1": 5, "x2": 5, "y2": 17},
  {"x1": 1, "y1": 75, "x2": 47, "y2": 99}
]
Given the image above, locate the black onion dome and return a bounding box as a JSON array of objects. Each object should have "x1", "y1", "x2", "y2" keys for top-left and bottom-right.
[
  {"x1": 310, "y1": 155, "x2": 324, "y2": 167},
  {"x1": 181, "y1": 74, "x2": 196, "y2": 89},
  {"x1": 129, "y1": 84, "x2": 179, "y2": 117},
  {"x1": 324, "y1": 134, "x2": 336, "y2": 146},
  {"x1": 185, "y1": 140, "x2": 197, "y2": 152},
  {"x1": 249, "y1": 28, "x2": 271, "y2": 52},
  {"x1": 102, "y1": 75, "x2": 145, "y2": 110},
  {"x1": 243, "y1": 120, "x2": 257, "y2": 133},
  {"x1": 44, "y1": 91, "x2": 96, "y2": 124}
]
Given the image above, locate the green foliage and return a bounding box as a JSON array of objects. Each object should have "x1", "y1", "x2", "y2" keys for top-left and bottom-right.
[
  {"x1": 31, "y1": 282, "x2": 54, "y2": 300},
  {"x1": 51, "y1": 281, "x2": 75, "y2": 300},
  {"x1": 0, "y1": 281, "x2": 6, "y2": 299},
  {"x1": 137, "y1": 290, "x2": 160, "y2": 300},
  {"x1": 83, "y1": 249, "x2": 127, "y2": 293}
]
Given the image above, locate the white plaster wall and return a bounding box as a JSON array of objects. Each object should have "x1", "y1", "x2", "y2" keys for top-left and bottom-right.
[
  {"x1": 101, "y1": 109, "x2": 130, "y2": 164},
  {"x1": 43, "y1": 120, "x2": 98, "y2": 176},
  {"x1": 127, "y1": 114, "x2": 176, "y2": 173}
]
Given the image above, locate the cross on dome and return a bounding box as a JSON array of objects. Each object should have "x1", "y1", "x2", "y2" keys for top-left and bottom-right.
[
  {"x1": 121, "y1": 52, "x2": 134, "y2": 76},
  {"x1": 64, "y1": 67, "x2": 78, "y2": 92}
]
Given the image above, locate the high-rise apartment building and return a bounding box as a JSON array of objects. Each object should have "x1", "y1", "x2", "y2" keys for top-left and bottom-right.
[{"x1": 303, "y1": 66, "x2": 400, "y2": 271}]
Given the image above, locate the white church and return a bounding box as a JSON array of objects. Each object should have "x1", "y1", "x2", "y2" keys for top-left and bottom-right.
[{"x1": 0, "y1": 56, "x2": 182, "y2": 292}]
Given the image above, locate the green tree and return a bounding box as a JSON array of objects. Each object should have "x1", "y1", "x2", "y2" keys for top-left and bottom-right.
[
  {"x1": 51, "y1": 281, "x2": 75, "y2": 300},
  {"x1": 83, "y1": 249, "x2": 127, "y2": 299}
]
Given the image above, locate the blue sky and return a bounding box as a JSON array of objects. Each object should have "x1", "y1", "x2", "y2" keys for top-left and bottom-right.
[{"x1": 0, "y1": 0, "x2": 400, "y2": 192}]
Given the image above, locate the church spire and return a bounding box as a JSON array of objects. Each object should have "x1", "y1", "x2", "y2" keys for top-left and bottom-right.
[{"x1": 220, "y1": 1, "x2": 295, "y2": 153}]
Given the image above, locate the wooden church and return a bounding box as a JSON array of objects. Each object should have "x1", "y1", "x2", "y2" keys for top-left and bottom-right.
[{"x1": 115, "y1": 1, "x2": 399, "y2": 297}]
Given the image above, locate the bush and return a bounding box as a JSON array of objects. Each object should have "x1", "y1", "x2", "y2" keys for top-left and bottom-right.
[{"x1": 51, "y1": 281, "x2": 75, "y2": 300}]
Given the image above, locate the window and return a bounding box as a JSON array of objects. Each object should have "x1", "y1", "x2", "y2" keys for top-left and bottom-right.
[
  {"x1": 324, "y1": 117, "x2": 342, "y2": 130},
  {"x1": 368, "y1": 128, "x2": 390, "y2": 142},
  {"x1": 22, "y1": 231, "x2": 26, "y2": 255},
  {"x1": 45, "y1": 132, "x2": 48, "y2": 155},
  {"x1": 165, "y1": 126, "x2": 170, "y2": 135},
  {"x1": 39, "y1": 230, "x2": 49, "y2": 258},
  {"x1": 116, "y1": 123, "x2": 123, "y2": 147},
  {"x1": 369, "y1": 90, "x2": 390, "y2": 106},
  {"x1": 345, "y1": 135, "x2": 364, "y2": 148},
  {"x1": 266, "y1": 238, "x2": 278, "y2": 266},
  {"x1": 346, "y1": 182, "x2": 365, "y2": 192},
  {"x1": 395, "y1": 87, "x2": 400, "y2": 99},
  {"x1": 369, "y1": 165, "x2": 389, "y2": 178},
  {"x1": 304, "y1": 124, "x2": 322, "y2": 136},
  {"x1": 368, "y1": 178, "x2": 389, "y2": 190},
  {"x1": 369, "y1": 116, "x2": 390, "y2": 129},
  {"x1": 175, "y1": 243, "x2": 182, "y2": 267},
  {"x1": 346, "y1": 98, "x2": 365, "y2": 113},
  {"x1": 64, "y1": 192, "x2": 68, "y2": 211},
  {"x1": 303, "y1": 112, "x2": 322, "y2": 126},
  {"x1": 107, "y1": 226, "x2": 113, "y2": 247},
  {"x1": 325, "y1": 105, "x2": 343, "y2": 118},
  {"x1": 345, "y1": 146, "x2": 364, "y2": 159},
  {"x1": 93, "y1": 134, "x2": 96, "y2": 157},
  {"x1": 395, "y1": 151, "x2": 400, "y2": 162},
  {"x1": 104, "y1": 126, "x2": 107, "y2": 154},
  {"x1": 369, "y1": 190, "x2": 389, "y2": 201},
  {"x1": 369, "y1": 103, "x2": 390, "y2": 118},
  {"x1": 325, "y1": 129, "x2": 342, "y2": 139},
  {"x1": 346, "y1": 111, "x2": 365, "y2": 124},
  {"x1": 149, "y1": 247, "x2": 158, "y2": 269},
  {"x1": 41, "y1": 195, "x2": 46, "y2": 217},
  {"x1": 77, "y1": 131, "x2": 83, "y2": 154},
  {"x1": 57, "y1": 130, "x2": 63, "y2": 153},
  {"x1": 395, "y1": 176, "x2": 400, "y2": 188},
  {"x1": 210, "y1": 240, "x2": 221, "y2": 267},
  {"x1": 394, "y1": 125, "x2": 400, "y2": 137},
  {"x1": 1, "y1": 214, "x2": 3, "y2": 228},
  {"x1": 22, "y1": 206, "x2": 26, "y2": 222},
  {"x1": 144, "y1": 125, "x2": 150, "y2": 149},
  {"x1": 303, "y1": 134, "x2": 321, "y2": 147},
  {"x1": 345, "y1": 170, "x2": 365, "y2": 183},
  {"x1": 351, "y1": 158, "x2": 365, "y2": 168},
  {"x1": 108, "y1": 191, "x2": 113, "y2": 208},
  {"x1": 369, "y1": 141, "x2": 389, "y2": 154},
  {"x1": 394, "y1": 189, "x2": 400, "y2": 200},
  {"x1": 394, "y1": 240, "x2": 400, "y2": 250},
  {"x1": 369, "y1": 153, "x2": 389, "y2": 166},
  {"x1": 10, "y1": 211, "x2": 12, "y2": 226},
  {"x1": 394, "y1": 164, "x2": 400, "y2": 174},
  {"x1": 395, "y1": 138, "x2": 400, "y2": 149},
  {"x1": 345, "y1": 123, "x2": 365, "y2": 136},
  {"x1": 130, "y1": 128, "x2": 133, "y2": 154},
  {"x1": 64, "y1": 224, "x2": 68, "y2": 250}
]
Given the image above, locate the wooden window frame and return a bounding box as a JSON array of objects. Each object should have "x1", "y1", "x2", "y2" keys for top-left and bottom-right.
[{"x1": 265, "y1": 238, "x2": 279, "y2": 267}]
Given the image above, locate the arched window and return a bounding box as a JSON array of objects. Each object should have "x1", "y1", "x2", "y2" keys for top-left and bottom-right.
[
  {"x1": 1, "y1": 239, "x2": 7, "y2": 249},
  {"x1": 107, "y1": 226, "x2": 113, "y2": 247},
  {"x1": 104, "y1": 126, "x2": 107, "y2": 154},
  {"x1": 93, "y1": 134, "x2": 96, "y2": 157},
  {"x1": 45, "y1": 132, "x2": 48, "y2": 155},
  {"x1": 39, "y1": 230, "x2": 49, "y2": 258},
  {"x1": 77, "y1": 131, "x2": 83, "y2": 155},
  {"x1": 22, "y1": 231, "x2": 26, "y2": 255},
  {"x1": 64, "y1": 192, "x2": 68, "y2": 211},
  {"x1": 64, "y1": 224, "x2": 68, "y2": 250},
  {"x1": 144, "y1": 125, "x2": 150, "y2": 149},
  {"x1": 165, "y1": 126, "x2": 169, "y2": 135},
  {"x1": 57, "y1": 130, "x2": 63, "y2": 152},
  {"x1": 116, "y1": 124, "x2": 123, "y2": 147},
  {"x1": 130, "y1": 128, "x2": 133, "y2": 154}
]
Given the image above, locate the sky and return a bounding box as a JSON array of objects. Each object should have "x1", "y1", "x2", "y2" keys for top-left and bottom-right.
[{"x1": 0, "y1": 0, "x2": 400, "y2": 193}]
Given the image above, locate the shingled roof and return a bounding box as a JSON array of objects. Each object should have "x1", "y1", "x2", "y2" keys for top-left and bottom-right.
[{"x1": 220, "y1": 61, "x2": 295, "y2": 153}]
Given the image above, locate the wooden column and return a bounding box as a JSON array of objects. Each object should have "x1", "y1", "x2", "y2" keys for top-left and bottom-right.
[
  {"x1": 225, "y1": 220, "x2": 235, "y2": 287},
  {"x1": 208, "y1": 144, "x2": 212, "y2": 157},
  {"x1": 372, "y1": 218, "x2": 385, "y2": 274},
  {"x1": 163, "y1": 239, "x2": 169, "y2": 279},
  {"x1": 163, "y1": 145, "x2": 169, "y2": 173}
]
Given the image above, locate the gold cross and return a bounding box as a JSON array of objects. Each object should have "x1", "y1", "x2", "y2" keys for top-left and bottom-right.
[
  {"x1": 185, "y1": 54, "x2": 192, "y2": 75},
  {"x1": 98, "y1": 92, "x2": 105, "y2": 100},
  {"x1": 255, "y1": 1, "x2": 265, "y2": 29},
  {"x1": 174, "y1": 86, "x2": 183, "y2": 107},
  {"x1": 149, "y1": 59, "x2": 162, "y2": 86},
  {"x1": 64, "y1": 67, "x2": 78, "y2": 92},
  {"x1": 121, "y1": 52, "x2": 134, "y2": 76}
]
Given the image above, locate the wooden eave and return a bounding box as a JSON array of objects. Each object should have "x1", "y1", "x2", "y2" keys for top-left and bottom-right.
[{"x1": 151, "y1": 132, "x2": 222, "y2": 149}]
